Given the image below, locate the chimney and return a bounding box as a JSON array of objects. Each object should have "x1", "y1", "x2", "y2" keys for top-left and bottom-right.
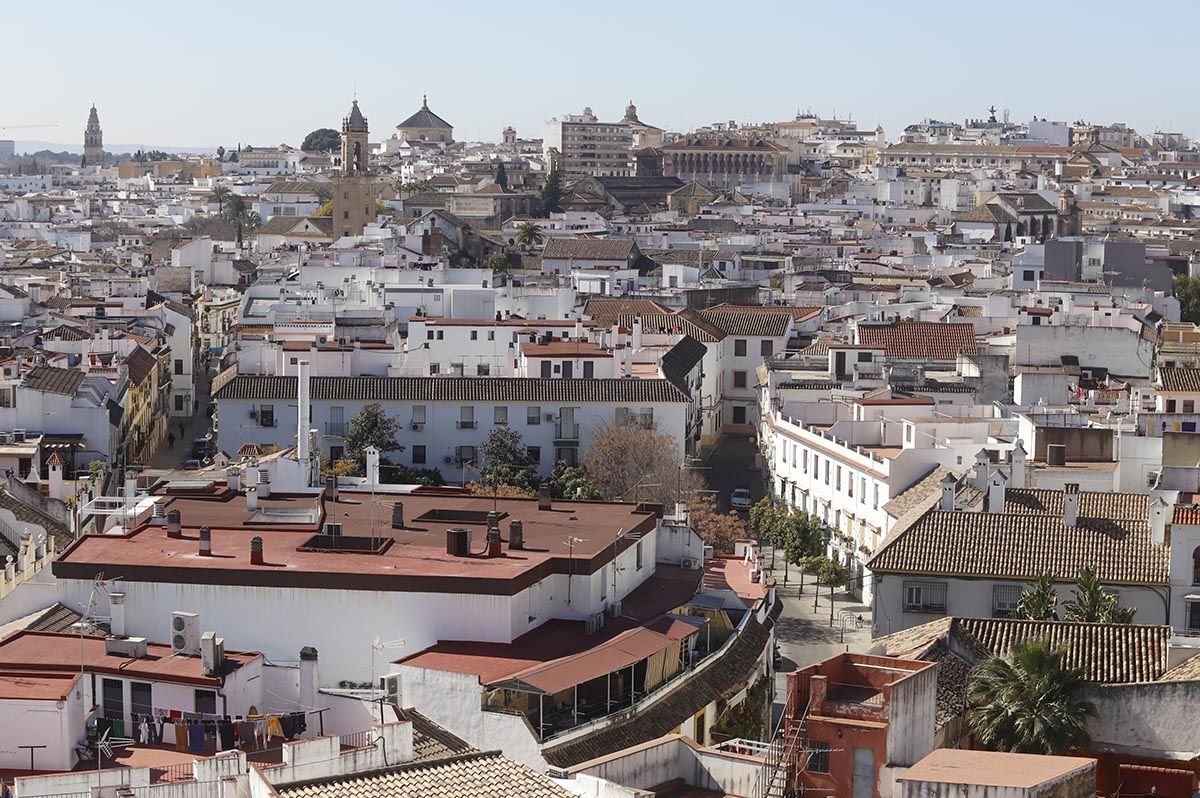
[
  {"x1": 508, "y1": 520, "x2": 524, "y2": 549},
  {"x1": 1011, "y1": 441, "x2": 1027, "y2": 487},
  {"x1": 109, "y1": 592, "x2": 126, "y2": 637},
  {"x1": 391, "y1": 502, "x2": 404, "y2": 529},
  {"x1": 1063, "y1": 483, "x2": 1080, "y2": 527},
  {"x1": 124, "y1": 475, "x2": 138, "y2": 505},
  {"x1": 574, "y1": 319, "x2": 583, "y2": 340},
  {"x1": 538, "y1": 484, "x2": 553, "y2": 511},
  {"x1": 632, "y1": 317, "x2": 643, "y2": 350},
  {"x1": 167, "y1": 509, "x2": 182, "y2": 538},
  {"x1": 299, "y1": 647, "x2": 319, "y2": 715},
  {"x1": 198, "y1": 526, "x2": 212, "y2": 556},
  {"x1": 610, "y1": 323, "x2": 620, "y2": 348},
  {"x1": 246, "y1": 485, "x2": 258, "y2": 512},
  {"x1": 1150, "y1": 495, "x2": 1169, "y2": 546},
  {"x1": 940, "y1": 474, "x2": 957, "y2": 511},
  {"x1": 250, "y1": 536, "x2": 264, "y2": 565},
  {"x1": 226, "y1": 468, "x2": 241, "y2": 492},
  {"x1": 325, "y1": 475, "x2": 339, "y2": 503},
  {"x1": 987, "y1": 471, "x2": 1007, "y2": 513},
  {"x1": 297, "y1": 359, "x2": 312, "y2": 475},
  {"x1": 623, "y1": 343, "x2": 633, "y2": 377},
  {"x1": 151, "y1": 501, "x2": 167, "y2": 526},
  {"x1": 365, "y1": 446, "x2": 381, "y2": 487},
  {"x1": 972, "y1": 449, "x2": 990, "y2": 492}
]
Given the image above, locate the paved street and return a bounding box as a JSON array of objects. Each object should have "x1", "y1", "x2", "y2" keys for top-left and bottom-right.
[
  {"x1": 701, "y1": 434, "x2": 764, "y2": 512},
  {"x1": 151, "y1": 365, "x2": 215, "y2": 470}
]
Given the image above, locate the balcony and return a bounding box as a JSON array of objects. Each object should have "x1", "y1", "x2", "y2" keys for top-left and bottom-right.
[
  {"x1": 554, "y1": 421, "x2": 579, "y2": 444},
  {"x1": 325, "y1": 422, "x2": 349, "y2": 438},
  {"x1": 457, "y1": 420, "x2": 477, "y2": 430}
]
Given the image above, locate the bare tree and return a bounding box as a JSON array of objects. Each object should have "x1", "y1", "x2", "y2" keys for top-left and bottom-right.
[{"x1": 583, "y1": 419, "x2": 704, "y2": 507}]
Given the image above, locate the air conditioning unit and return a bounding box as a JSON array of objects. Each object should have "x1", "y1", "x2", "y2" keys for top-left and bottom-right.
[
  {"x1": 379, "y1": 673, "x2": 402, "y2": 706},
  {"x1": 681, "y1": 557, "x2": 700, "y2": 570},
  {"x1": 324, "y1": 522, "x2": 343, "y2": 537},
  {"x1": 170, "y1": 611, "x2": 200, "y2": 656},
  {"x1": 607, "y1": 601, "x2": 622, "y2": 619},
  {"x1": 105, "y1": 636, "x2": 148, "y2": 659},
  {"x1": 585, "y1": 612, "x2": 606, "y2": 635},
  {"x1": 200, "y1": 631, "x2": 225, "y2": 676},
  {"x1": 0, "y1": 433, "x2": 11, "y2": 445},
  {"x1": 443, "y1": 455, "x2": 454, "y2": 464},
  {"x1": 411, "y1": 422, "x2": 424, "y2": 430}
]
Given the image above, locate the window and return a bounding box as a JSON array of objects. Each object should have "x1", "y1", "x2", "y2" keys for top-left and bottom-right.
[
  {"x1": 1023, "y1": 269, "x2": 1035, "y2": 282},
  {"x1": 131, "y1": 682, "x2": 152, "y2": 719},
  {"x1": 993, "y1": 585, "x2": 1022, "y2": 617},
  {"x1": 823, "y1": 459, "x2": 830, "y2": 485},
  {"x1": 477, "y1": 364, "x2": 490, "y2": 376},
  {"x1": 527, "y1": 446, "x2": 541, "y2": 463},
  {"x1": 0, "y1": 387, "x2": 11, "y2": 408},
  {"x1": 470, "y1": 330, "x2": 478, "y2": 341},
  {"x1": 527, "y1": 406, "x2": 541, "y2": 425},
  {"x1": 194, "y1": 689, "x2": 217, "y2": 715},
  {"x1": 583, "y1": 361, "x2": 594, "y2": 378},
  {"x1": 734, "y1": 339, "x2": 747, "y2": 357},
  {"x1": 487, "y1": 330, "x2": 495, "y2": 341},
  {"x1": 494, "y1": 406, "x2": 508, "y2": 425},
  {"x1": 733, "y1": 371, "x2": 747, "y2": 388},
  {"x1": 860, "y1": 477, "x2": 866, "y2": 504},
  {"x1": 1188, "y1": 600, "x2": 1200, "y2": 635},
  {"x1": 427, "y1": 331, "x2": 434, "y2": 340},
  {"x1": 456, "y1": 445, "x2": 476, "y2": 463},
  {"x1": 873, "y1": 484, "x2": 879, "y2": 510},
  {"x1": 259, "y1": 405, "x2": 275, "y2": 427},
  {"x1": 429, "y1": 363, "x2": 440, "y2": 375},
  {"x1": 1186, "y1": 400, "x2": 1196, "y2": 414},
  {"x1": 732, "y1": 406, "x2": 747, "y2": 425},
  {"x1": 903, "y1": 581, "x2": 947, "y2": 614},
  {"x1": 412, "y1": 445, "x2": 426, "y2": 464},
  {"x1": 436, "y1": 331, "x2": 444, "y2": 340},
  {"x1": 1168, "y1": 399, "x2": 1178, "y2": 412},
  {"x1": 639, "y1": 408, "x2": 654, "y2": 429},
  {"x1": 760, "y1": 340, "x2": 773, "y2": 357},
  {"x1": 802, "y1": 450, "x2": 808, "y2": 474},
  {"x1": 175, "y1": 395, "x2": 185, "y2": 411},
  {"x1": 636, "y1": 540, "x2": 643, "y2": 570},
  {"x1": 836, "y1": 465, "x2": 842, "y2": 492},
  {"x1": 458, "y1": 406, "x2": 475, "y2": 429},
  {"x1": 807, "y1": 741, "x2": 830, "y2": 773},
  {"x1": 174, "y1": 359, "x2": 184, "y2": 375}
]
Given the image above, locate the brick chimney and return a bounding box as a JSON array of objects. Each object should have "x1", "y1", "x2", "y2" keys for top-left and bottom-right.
[
  {"x1": 167, "y1": 509, "x2": 182, "y2": 538},
  {"x1": 198, "y1": 526, "x2": 212, "y2": 556},
  {"x1": 250, "y1": 536, "x2": 264, "y2": 565}
]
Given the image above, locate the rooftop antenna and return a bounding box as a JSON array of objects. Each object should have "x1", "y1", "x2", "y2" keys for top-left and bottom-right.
[{"x1": 564, "y1": 535, "x2": 587, "y2": 605}]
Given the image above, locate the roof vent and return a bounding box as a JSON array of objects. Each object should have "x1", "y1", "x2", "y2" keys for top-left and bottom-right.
[
  {"x1": 391, "y1": 502, "x2": 405, "y2": 530},
  {"x1": 446, "y1": 528, "x2": 470, "y2": 557},
  {"x1": 166, "y1": 509, "x2": 182, "y2": 538},
  {"x1": 198, "y1": 526, "x2": 212, "y2": 557},
  {"x1": 538, "y1": 484, "x2": 552, "y2": 511},
  {"x1": 508, "y1": 520, "x2": 524, "y2": 550}
]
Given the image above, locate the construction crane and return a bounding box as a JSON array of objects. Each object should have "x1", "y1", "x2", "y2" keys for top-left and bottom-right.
[{"x1": 0, "y1": 124, "x2": 58, "y2": 131}]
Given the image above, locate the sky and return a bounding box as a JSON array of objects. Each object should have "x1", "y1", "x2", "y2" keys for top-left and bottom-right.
[{"x1": 3, "y1": 0, "x2": 1198, "y2": 151}]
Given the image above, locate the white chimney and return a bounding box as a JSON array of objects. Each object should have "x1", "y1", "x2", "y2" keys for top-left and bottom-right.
[
  {"x1": 1011, "y1": 441, "x2": 1027, "y2": 487},
  {"x1": 1150, "y1": 495, "x2": 1168, "y2": 546},
  {"x1": 109, "y1": 592, "x2": 126, "y2": 637},
  {"x1": 987, "y1": 471, "x2": 1007, "y2": 513},
  {"x1": 246, "y1": 485, "x2": 258, "y2": 512},
  {"x1": 46, "y1": 455, "x2": 66, "y2": 501},
  {"x1": 574, "y1": 319, "x2": 583, "y2": 340},
  {"x1": 623, "y1": 344, "x2": 632, "y2": 378},
  {"x1": 226, "y1": 468, "x2": 241, "y2": 492},
  {"x1": 1063, "y1": 483, "x2": 1080, "y2": 527},
  {"x1": 124, "y1": 475, "x2": 139, "y2": 505},
  {"x1": 299, "y1": 646, "x2": 319, "y2": 716},
  {"x1": 632, "y1": 317, "x2": 644, "y2": 350},
  {"x1": 972, "y1": 449, "x2": 990, "y2": 492},
  {"x1": 365, "y1": 446, "x2": 381, "y2": 487},
  {"x1": 297, "y1": 359, "x2": 312, "y2": 470},
  {"x1": 940, "y1": 474, "x2": 957, "y2": 511}
]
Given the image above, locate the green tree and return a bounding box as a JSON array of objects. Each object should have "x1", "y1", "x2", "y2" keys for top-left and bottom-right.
[
  {"x1": 806, "y1": 555, "x2": 851, "y2": 591},
  {"x1": 1174, "y1": 275, "x2": 1200, "y2": 324},
  {"x1": 478, "y1": 427, "x2": 539, "y2": 494},
  {"x1": 482, "y1": 252, "x2": 511, "y2": 271},
  {"x1": 313, "y1": 183, "x2": 334, "y2": 204},
  {"x1": 379, "y1": 463, "x2": 444, "y2": 486},
  {"x1": 495, "y1": 161, "x2": 508, "y2": 190},
  {"x1": 209, "y1": 185, "x2": 231, "y2": 215},
  {"x1": 968, "y1": 637, "x2": 1095, "y2": 755},
  {"x1": 544, "y1": 461, "x2": 600, "y2": 500},
  {"x1": 302, "y1": 128, "x2": 341, "y2": 153},
  {"x1": 344, "y1": 402, "x2": 402, "y2": 476},
  {"x1": 1063, "y1": 567, "x2": 1136, "y2": 623},
  {"x1": 1014, "y1": 573, "x2": 1060, "y2": 620},
  {"x1": 540, "y1": 166, "x2": 562, "y2": 215},
  {"x1": 515, "y1": 221, "x2": 544, "y2": 250}
]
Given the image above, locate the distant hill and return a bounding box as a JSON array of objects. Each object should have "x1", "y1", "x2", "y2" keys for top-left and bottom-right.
[{"x1": 10, "y1": 140, "x2": 218, "y2": 156}]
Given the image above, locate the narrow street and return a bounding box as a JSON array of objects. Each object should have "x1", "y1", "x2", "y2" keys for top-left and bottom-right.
[
  {"x1": 150, "y1": 365, "x2": 215, "y2": 470},
  {"x1": 701, "y1": 434, "x2": 763, "y2": 512}
]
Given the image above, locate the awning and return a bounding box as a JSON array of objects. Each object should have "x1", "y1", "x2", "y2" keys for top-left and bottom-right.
[{"x1": 488, "y1": 618, "x2": 701, "y2": 695}]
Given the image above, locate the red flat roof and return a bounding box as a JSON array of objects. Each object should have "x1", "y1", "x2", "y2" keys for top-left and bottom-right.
[
  {"x1": 0, "y1": 671, "x2": 79, "y2": 701},
  {"x1": 703, "y1": 557, "x2": 766, "y2": 608},
  {"x1": 399, "y1": 565, "x2": 702, "y2": 684},
  {"x1": 0, "y1": 632, "x2": 260, "y2": 687},
  {"x1": 54, "y1": 491, "x2": 660, "y2": 596}
]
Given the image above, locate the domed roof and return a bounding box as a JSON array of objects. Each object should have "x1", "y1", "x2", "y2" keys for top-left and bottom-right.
[
  {"x1": 344, "y1": 100, "x2": 368, "y2": 133},
  {"x1": 397, "y1": 95, "x2": 452, "y2": 131}
]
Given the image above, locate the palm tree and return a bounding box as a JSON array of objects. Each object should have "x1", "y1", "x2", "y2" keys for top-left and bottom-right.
[
  {"x1": 210, "y1": 185, "x2": 231, "y2": 215},
  {"x1": 1063, "y1": 566, "x2": 1135, "y2": 623},
  {"x1": 515, "y1": 221, "x2": 544, "y2": 250},
  {"x1": 968, "y1": 637, "x2": 1095, "y2": 755},
  {"x1": 1014, "y1": 573, "x2": 1059, "y2": 620}
]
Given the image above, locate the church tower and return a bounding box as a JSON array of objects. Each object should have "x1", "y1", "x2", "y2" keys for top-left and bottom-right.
[
  {"x1": 333, "y1": 100, "x2": 374, "y2": 238},
  {"x1": 82, "y1": 105, "x2": 104, "y2": 167}
]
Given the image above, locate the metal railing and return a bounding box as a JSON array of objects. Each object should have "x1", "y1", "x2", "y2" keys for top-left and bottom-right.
[
  {"x1": 555, "y1": 421, "x2": 579, "y2": 439},
  {"x1": 339, "y1": 730, "x2": 375, "y2": 750},
  {"x1": 325, "y1": 422, "x2": 349, "y2": 437},
  {"x1": 149, "y1": 761, "x2": 195, "y2": 784}
]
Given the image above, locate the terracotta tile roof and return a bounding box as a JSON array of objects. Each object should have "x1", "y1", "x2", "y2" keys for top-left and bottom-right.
[
  {"x1": 698, "y1": 309, "x2": 792, "y2": 338},
  {"x1": 868, "y1": 506, "x2": 1168, "y2": 585},
  {"x1": 401, "y1": 708, "x2": 475, "y2": 762},
  {"x1": 24, "y1": 365, "x2": 84, "y2": 396},
  {"x1": 1157, "y1": 367, "x2": 1200, "y2": 392},
  {"x1": 706, "y1": 304, "x2": 823, "y2": 323},
  {"x1": 542, "y1": 238, "x2": 635, "y2": 262},
  {"x1": 583, "y1": 298, "x2": 670, "y2": 323},
  {"x1": 278, "y1": 751, "x2": 572, "y2": 798},
  {"x1": 618, "y1": 310, "x2": 725, "y2": 343},
  {"x1": 124, "y1": 346, "x2": 158, "y2": 386},
  {"x1": 856, "y1": 320, "x2": 978, "y2": 359},
  {"x1": 214, "y1": 375, "x2": 689, "y2": 404},
  {"x1": 874, "y1": 617, "x2": 1170, "y2": 685},
  {"x1": 1004, "y1": 488, "x2": 1148, "y2": 520}
]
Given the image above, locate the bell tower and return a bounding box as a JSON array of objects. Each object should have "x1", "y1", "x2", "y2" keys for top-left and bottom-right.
[
  {"x1": 333, "y1": 100, "x2": 374, "y2": 238},
  {"x1": 82, "y1": 105, "x2": 104, "y2": 167}
]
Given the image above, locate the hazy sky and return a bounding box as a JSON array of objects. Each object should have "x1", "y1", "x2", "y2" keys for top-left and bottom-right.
[{"x1": 4, "y1": 0, "x2": 1197, "y2": 150}]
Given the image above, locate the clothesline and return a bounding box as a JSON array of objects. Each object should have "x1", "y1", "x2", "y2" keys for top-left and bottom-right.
[{"x1": 96, "y1": 708, "x2": 314, "y2": 755}]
